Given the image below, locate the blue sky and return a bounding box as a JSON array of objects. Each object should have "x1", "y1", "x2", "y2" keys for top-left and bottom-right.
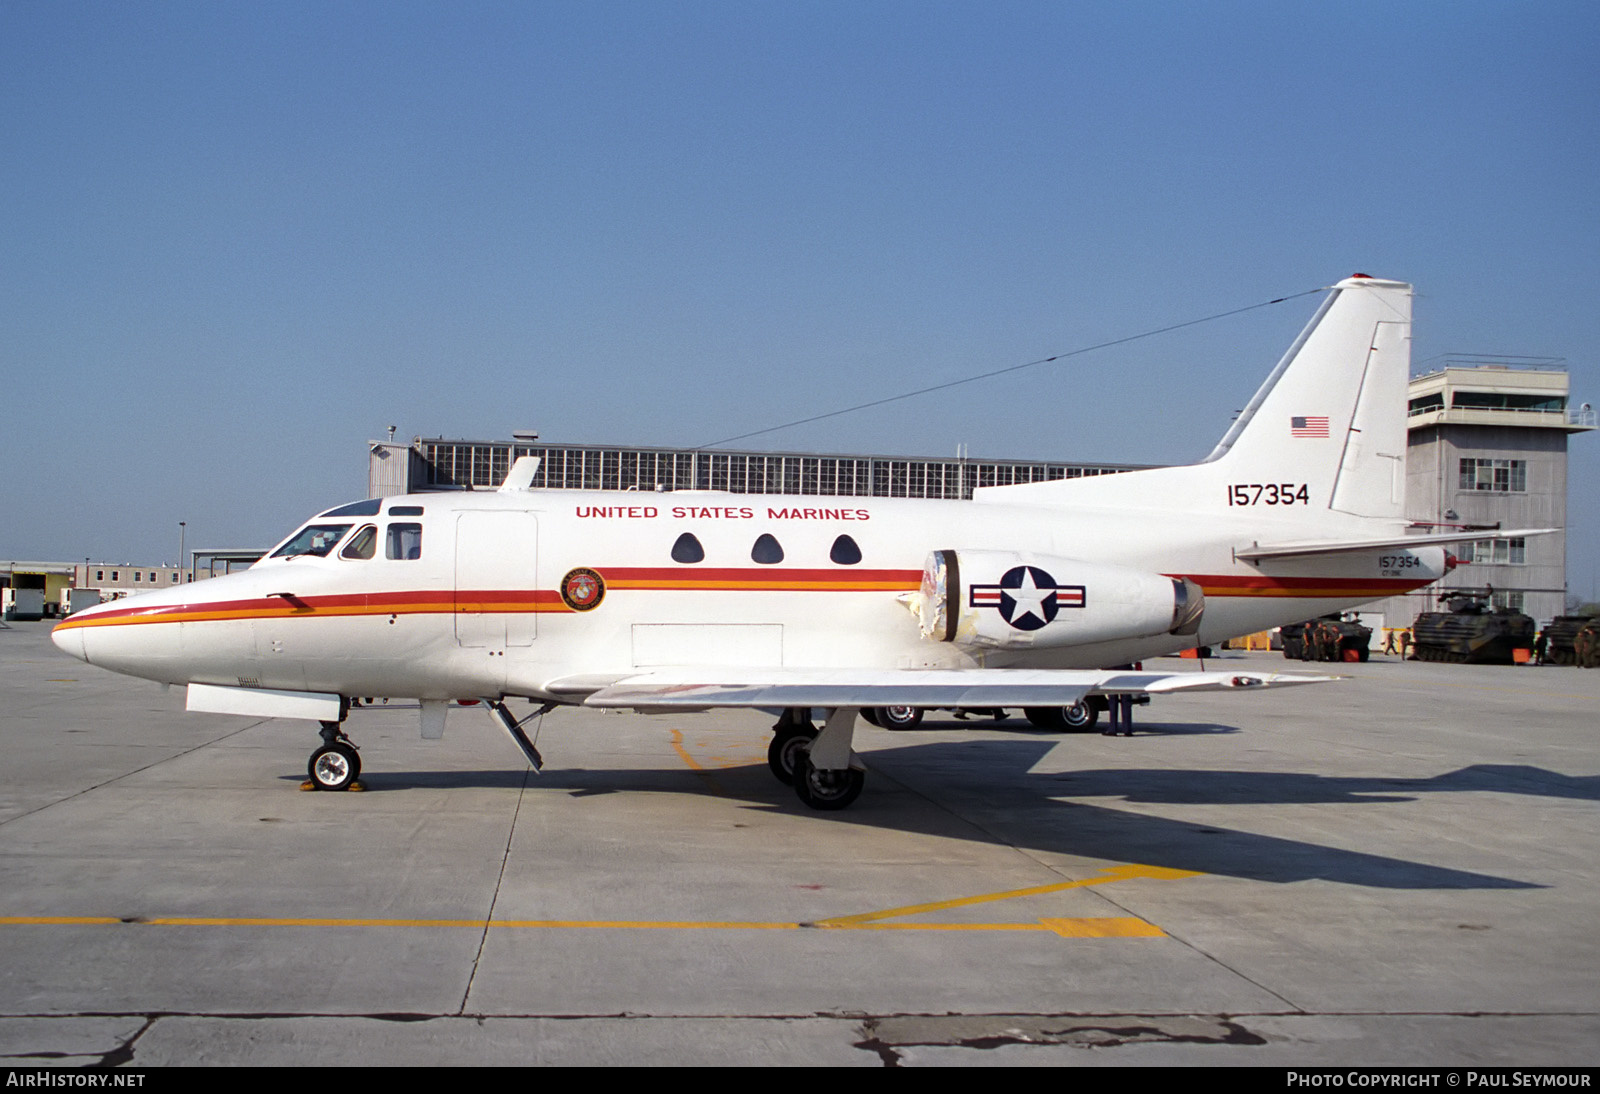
[{"x1": 4, "y1": 2, "x2": 1597, "y2": 597}]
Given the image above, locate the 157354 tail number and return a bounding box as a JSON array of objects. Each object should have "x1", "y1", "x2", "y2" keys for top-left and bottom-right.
[{"x1": 1227, "y1": 483, "x2": 1310, "y2": 506}]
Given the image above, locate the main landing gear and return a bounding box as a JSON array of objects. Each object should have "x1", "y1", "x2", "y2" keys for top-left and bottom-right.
[
  {"x1": 1024, "y1": 702, "x2": 1100, "y2": 733},
  {"x1": 306, "y1": 719, "x2": 362, "y2": 792},
  {"x1": 767, "y1": 707, "x2": 866, "y2": 811}
]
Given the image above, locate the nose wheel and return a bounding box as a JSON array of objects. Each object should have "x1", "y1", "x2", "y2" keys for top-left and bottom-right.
[{"x1": 305, "y1": 721, "x2": 362, "y2": 791}]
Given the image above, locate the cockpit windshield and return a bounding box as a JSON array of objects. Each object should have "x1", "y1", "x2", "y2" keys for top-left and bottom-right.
[{"x1": 271, "y1": 523, "x2": 353, "y2": 558}]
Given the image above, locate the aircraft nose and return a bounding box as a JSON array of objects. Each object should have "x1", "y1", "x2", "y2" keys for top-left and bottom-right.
[{"x1": 51, "y1": 620, "x2": 88, "y2": 663}]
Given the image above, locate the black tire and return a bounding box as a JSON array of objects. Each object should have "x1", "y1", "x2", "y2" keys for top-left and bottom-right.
[
  {"x1": 859, "y1": 708, "x2": 881, "y2": 727},
  {"x1": 874, "y1": 705, "x2": 924, "y2": 730},
  {"x1": 308, "y1": 743, "x2": 360, "y2": 791},
  {"x1": 792, "y1": 756, "x2": 865, "y2": 811},
  {"x1": 1023, "y1": 703, "x2": 1100, "y2": 733},
  {"x1": 767, "y1": 725, "x2": 818, "y2": 786}
]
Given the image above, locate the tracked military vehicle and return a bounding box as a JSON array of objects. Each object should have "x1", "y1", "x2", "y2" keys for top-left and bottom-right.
[
  {"x1": 1410, "y1": 593, "x2": 1534, "y2": 664},
  {"x1": 1543, "y1": 615, "x2": 1599, "y2": 665},
  {"x1": 1280, "y1": 615, "x2": 1373, "y2": 662}
]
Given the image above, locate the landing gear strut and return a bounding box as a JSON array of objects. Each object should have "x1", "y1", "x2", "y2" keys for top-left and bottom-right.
[
  {"x1": 769, "y1": 707, "x2": 866, "y2": 810},
  {"x1": 306, "y1": 719, "x2": 361, "y2": 791}
]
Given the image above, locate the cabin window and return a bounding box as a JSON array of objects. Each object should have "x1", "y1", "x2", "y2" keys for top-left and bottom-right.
[
  {"x1": 386, "y1": 523, "x2": 423, "y2": 560},
  {"x1": 389, "y1": 505, "x2": 424, "y2": 516},
  {"x1": 271, "y1": 523, "x2": 354, "y2": 558},
  {"x1": 319, "y1": 499, "x2": 382, "y2": 518},
  {"x1": 341, "y1": 525, "x2": 378, "y2": 560},
  {"x1": 671, "y1": 532, "x2": 705, "y2": 563},
  {"x1": 751, "y1": 533, "x2": 784, "y2": 564},
  {"x1": 829, "y1": 534, "x2": 862, "y2": 565}
]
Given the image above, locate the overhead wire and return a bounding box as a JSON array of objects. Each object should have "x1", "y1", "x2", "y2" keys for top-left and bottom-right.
[{"x1": 697, "y1": 285, "x2": 1327, "y2": 450}]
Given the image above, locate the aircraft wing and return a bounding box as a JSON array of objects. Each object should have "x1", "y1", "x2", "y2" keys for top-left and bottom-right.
[
  {"x1": 560, "y1": 667, "x2": 1332, "y2": 710},
  {"x1": 1235, "y1": 528, "x2": 1556, "y2": 561}
]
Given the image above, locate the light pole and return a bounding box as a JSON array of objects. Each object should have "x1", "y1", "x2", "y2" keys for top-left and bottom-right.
[{"x1": 179, "y1": 522, "x2": 186, "y2": 577}]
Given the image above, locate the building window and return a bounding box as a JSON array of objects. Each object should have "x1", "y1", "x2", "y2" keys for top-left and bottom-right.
[
  {"x1": 95, "y1": 570, "x2": 103, "y2": 581},
  {"x1": 1489, "y1": 589, "x2": 1525, "y2": 612},
  {"x1": 1460, "y1": 537, "x2": 1527, "y2": 566},
  {"x1": 171, "y1": 573, "x2": 180, "y2": 583},
  {"x1": 1458, "y1": 458, "x2": 1526, "y2": 492}
]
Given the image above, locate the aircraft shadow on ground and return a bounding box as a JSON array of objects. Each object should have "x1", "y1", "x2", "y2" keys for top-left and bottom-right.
[{"x1": 305, "y1": 732, "x2": 1581, "y2": 891}]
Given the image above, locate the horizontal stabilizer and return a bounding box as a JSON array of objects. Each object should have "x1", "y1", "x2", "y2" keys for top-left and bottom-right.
[
  {"x1": 1237, "y1": 528, "x2": 1557, "y2": 562},
  {"x1": 568, "y1": 667, "x2": 1332, "y2": 710}
]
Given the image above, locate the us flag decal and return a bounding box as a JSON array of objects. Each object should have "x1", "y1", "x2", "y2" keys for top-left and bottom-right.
[{"x1": 1291, "y1": 415, "x2": 1330, "y2": 438}]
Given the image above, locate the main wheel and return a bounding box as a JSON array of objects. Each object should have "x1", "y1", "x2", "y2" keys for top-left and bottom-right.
[
  {"x1": 1023, "y1": 703, "x2": 1100, "y2": 733},
  {"x1": 874, "y1": 705, "x2": 924, "y2": 730},
  {"x1": 792, "y1": 756, "x2": 865, "y2": 811},
  {"x1": 767, "y1": 725, "x2": 818, "y2": 785},
  {"x1": 308, "y1": 742, "x2": 360, "y2": 791}
]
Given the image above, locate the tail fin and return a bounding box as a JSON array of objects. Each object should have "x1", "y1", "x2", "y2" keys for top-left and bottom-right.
[{"x1": 979, "y1": 275, "x2": 1413, "y2": 519}]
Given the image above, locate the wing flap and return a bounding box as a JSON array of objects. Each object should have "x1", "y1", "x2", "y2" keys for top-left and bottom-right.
[{"x1": 572, "y1": 667, "x2": 1331, "y2": 709}]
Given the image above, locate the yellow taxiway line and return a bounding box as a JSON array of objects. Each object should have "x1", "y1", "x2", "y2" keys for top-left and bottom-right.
[{"x1": 0, "y1": 864, "x2": 1197, "y2": 937}]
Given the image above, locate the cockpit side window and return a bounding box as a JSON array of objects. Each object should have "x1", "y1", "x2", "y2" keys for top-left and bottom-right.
[
  {"x1": 340, "y1": 525, "x2": 378, "y2": 560},
  {"x1": 271, "y1": 523, "x2": 353, "y2": 558},
  {"x1": 386, "y1": 523, "x2": 423, "y2": 560}
]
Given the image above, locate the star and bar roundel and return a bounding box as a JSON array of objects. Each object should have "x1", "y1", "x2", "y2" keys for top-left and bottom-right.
[{"x1": 968, "y1": 565, "x2": 1086, "y2": 631}]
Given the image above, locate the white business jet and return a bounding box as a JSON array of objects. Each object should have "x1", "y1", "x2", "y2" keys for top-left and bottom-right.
[{"x1": 53, "y1": 276, "x2": 1506, "y2": 809}]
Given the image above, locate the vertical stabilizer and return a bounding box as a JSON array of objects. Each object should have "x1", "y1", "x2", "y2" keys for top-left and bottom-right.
[
  {"x1": 1206, "y1": 275, "x2": 1412, "y2": 520},
  {"x1": 977, "y1": 275, "x2": 1413, "y2": 519}
]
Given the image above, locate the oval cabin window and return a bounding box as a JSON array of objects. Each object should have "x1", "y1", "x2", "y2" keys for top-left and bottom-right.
[
  {"x1": 829, "y1": 534, "x2": 862, "y2": 565},
  {"x1": 751, "y1": 534, "x2": 784, "y2": 565},
  {"x1": 671, "y1": 532, "x2": 705, "y2": 563}
]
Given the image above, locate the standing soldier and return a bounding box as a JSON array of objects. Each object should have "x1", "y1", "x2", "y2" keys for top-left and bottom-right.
[
  {"x1": 1577, "y1": 623, "x2": 1597, "y2": 669},
  {"x1": 1320, "y1": 620, "x2": 1341, "y2": 662}
]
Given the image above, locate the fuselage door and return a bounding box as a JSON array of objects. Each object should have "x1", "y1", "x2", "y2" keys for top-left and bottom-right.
[{"x1": 454, "y1": 511, "x2": 539, "y2": 648}]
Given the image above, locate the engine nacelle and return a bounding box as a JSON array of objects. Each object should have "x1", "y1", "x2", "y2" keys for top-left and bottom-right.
[{"x1": 909, "y1": 549, "x2": 1204, "y2": 651}]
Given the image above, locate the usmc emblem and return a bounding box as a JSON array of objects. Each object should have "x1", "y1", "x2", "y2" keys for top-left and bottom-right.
[
  {"x1": 969, "y1": 565, "x2": 1084, "y2": 631},
  {"x1": 560, "y1": 567, "x2": 605, "y2": 612}
]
